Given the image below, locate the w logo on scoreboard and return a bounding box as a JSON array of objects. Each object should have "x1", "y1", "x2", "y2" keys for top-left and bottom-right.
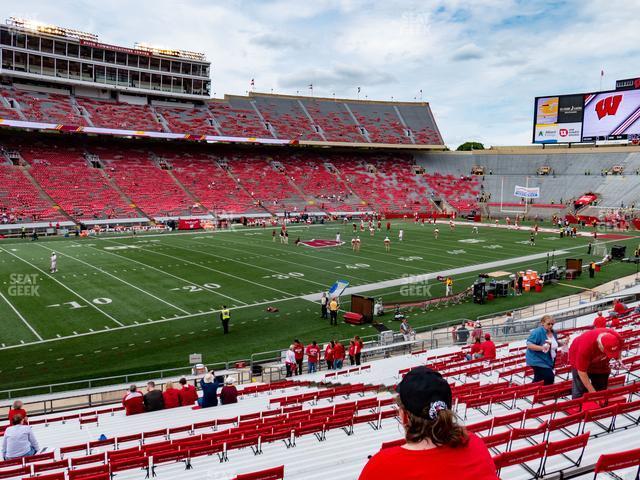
[{"x1": 595, "y1": 95, "x2": 622, "y2": 120}]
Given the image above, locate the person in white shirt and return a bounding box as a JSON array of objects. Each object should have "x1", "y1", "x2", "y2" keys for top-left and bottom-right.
[
  {"x1": 336, "y1": 232, "x2": 341, "y2": 243},
  {"x1": 398, "y1": 229, "x2": 404, "y2": 241},
  {"x1": 50, "y1": 252, "x2": 57, "y2": 273},
  {"x1": 400, "y1": 318, "x2": 415, "y2": 341},
  {"x1": 285, "y1": 345, "x2": 297, "y2": 377},
  {"x1": 2, "y1": 415, "x2": 39, "y2": 460}
]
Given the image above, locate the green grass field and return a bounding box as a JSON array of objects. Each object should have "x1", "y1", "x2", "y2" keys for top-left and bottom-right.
[{"x1": 0, "y1": 220, "x2": 638, "y2": 392}]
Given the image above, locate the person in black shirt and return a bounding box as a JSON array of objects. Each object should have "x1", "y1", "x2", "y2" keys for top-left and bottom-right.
[
  {"x1": 456, "y1": 323, "x2": 470, "y2": 345},
  {"x1": 144, "y1": 381, "x2": 164, "y2": 412}
]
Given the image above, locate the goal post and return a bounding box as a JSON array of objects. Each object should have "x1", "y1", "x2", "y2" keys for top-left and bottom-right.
[{"x1": 498, "y1": 177, "x2": 528, "y2": 215}]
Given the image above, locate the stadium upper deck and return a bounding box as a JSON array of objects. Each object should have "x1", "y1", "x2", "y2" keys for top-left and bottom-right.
[{"x1": 0, "y1": 17, "x2": 442, "y2": 147}]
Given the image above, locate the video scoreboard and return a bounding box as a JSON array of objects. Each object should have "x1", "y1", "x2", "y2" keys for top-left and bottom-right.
[{"x1": 533, "y1": 77, "x2": 640, "y2": 144}]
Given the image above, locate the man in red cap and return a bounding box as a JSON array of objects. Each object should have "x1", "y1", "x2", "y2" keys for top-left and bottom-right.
[
  {"x1": 481, "y1": 333, "x2": 496, "y2": 360},
  {"x1": 568, "y1": 328, "x2": 624, "y2": 399}
]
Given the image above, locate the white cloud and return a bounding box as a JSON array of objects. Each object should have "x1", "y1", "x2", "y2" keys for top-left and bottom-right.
[{"x1": 5, "y1": 0, "x2": 640, "y2": 148}]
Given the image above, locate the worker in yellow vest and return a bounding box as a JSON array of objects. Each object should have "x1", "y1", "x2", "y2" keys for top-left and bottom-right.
[
  {"x1": 329, "y1": 297, "x2": 339, "y2": 326},
  {"x1": 220, "y1": 306, "x2": 231, "y2": 334}
]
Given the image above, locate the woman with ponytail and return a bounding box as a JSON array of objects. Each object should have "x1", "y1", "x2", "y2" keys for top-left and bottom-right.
[{"x1": 358, "y1": 367, "x2": 498, "y2": 480}]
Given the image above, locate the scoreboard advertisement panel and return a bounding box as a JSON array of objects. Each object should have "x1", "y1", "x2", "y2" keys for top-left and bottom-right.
[
  {"x1": 533, "y1": 94, "x2": 583, "y2": 143},
  {"x1": 533, "y1": 86, "x2": 640, "y2": 144}
]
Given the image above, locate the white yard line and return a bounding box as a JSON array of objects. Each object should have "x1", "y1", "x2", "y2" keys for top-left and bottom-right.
[
  {"x1": 99, "y1": 238, "x2": 297, "y2": 299},
  {"x1": 164, "y1": 242, "x2": 330, "y2": 289},
  {"x1": 0, "y1": 291, "x2": 44, "y2": 341},
  {"x1": 301, "y1": 249, "x2": 577, "y2": 302},
  {"x1": 37, "y1": 245, "x2": 191, "y2": 315},
  {"x1": 0, "y1": 296, "x2": 303, "y2": 351},
  {"x1": 0, "y1": 247, "x2": 124, "y2": 327},
  {"x1": 189, "y1": 236, "x2": 378, "y2": 283},
  {"x1": 83, "y1": 244, "x2": 247, "y2": 306},
  {"x1": 0, "y1": 234, "x2": 628, "y2": 351}
]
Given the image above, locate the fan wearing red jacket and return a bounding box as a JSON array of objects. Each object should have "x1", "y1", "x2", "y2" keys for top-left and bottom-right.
[
  {"x1": 122, "y1": 385, "x2": 145, "y2": 416},
  {"x1": 353, "y1": 336, "x2": 364, "y2": 365},
  {"x1": 592, "y1": 312, "x2": 607, "y2": 329},
  {"x1": 569, "y1": 328, "x2": 624, "y2": 399},
  {"x1": 333, "y1": 341, "x2": 346, "y2": 370},
  {"x1": 325, "y1": 341, "x2": 335, "y2": 370},
  {"x1": 293, "y1": 340, "x2": 305, "y2": 376},
  {"x1": 348, "y1": 340, "x2": 356, "y2": 365},
  {"x1": 612, "y1": 300, "x2": 628, "y2": 316},
  {"x1": 163, "y1": 382, "x2": 181, "y2": 409},
  {"x1": 481, "y1": 334, "x2": 497, "y2": 360},
  {"x1": 177, "y1": 378, "x2": 199, "y2": 406},
  {"x1": 7, "y1": 401, "x2": 27, "y2": 425},
  {"x1": 306, "y1": 341, "x2": 321, "y2": 373}
]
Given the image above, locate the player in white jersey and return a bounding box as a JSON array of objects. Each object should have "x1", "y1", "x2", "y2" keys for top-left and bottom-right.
[
  {"x1": 355, "y1": 236, "x2": 361, "y2": 252},
  {"x1": 336, "y1": 232, "x2": 341, "y2": 243},
  {"x1": 434, "y1": 228, "x2": 439, "y2": 239},
  {"x1": 384, "y1": 236, "x2": 391, "y2": 252},
  {"x1": 472, "y1": 226, "x2": 479, "y2": 234},
  {"x1": 449, "y1": 220, "x2": 455, "y2": 231},
  {"x1": 398, "y1": 229, "x2": 404, "y2": 241},
  {"x1": 50, "y1": 252, "x2": 58, "y2": 273}
]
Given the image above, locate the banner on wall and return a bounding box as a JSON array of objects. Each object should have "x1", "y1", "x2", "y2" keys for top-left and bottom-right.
[
  {"x1": 178, "y1": 219, "x2": 202, "y2": 230},
  {"x1": 514, "y1": 185, "x2": 540, "y2": 198}
]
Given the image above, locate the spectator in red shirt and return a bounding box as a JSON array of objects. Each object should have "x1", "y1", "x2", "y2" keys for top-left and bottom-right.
[
  {"x1": 348, "y1": 340, "x2": 356, "y2": 366},
  {"x1": 358, "y1": 367, "x2": 497, "y2": 480},
  {"x1": 306, "y1": 341, "x2": 320, "y2": 373},
  {"x1": 177, "y1": 378, "x2": 198, "y2": 406},
  {"x1": 333, "y1": 341, "x2": 346, "y2": 370},
  {"x1": 122, "y1": 385, "x2": 145, "y2": 416},
  {"x1": 612, "y1": 300, "x2": 628, "y2": 316},
  {"x1": 220, "y1": 377, "x2": 238, "y2": 405},
  {"x1": 7, "y1": 401, "x2": 26, "y2": 426},
  {"x1": 163, "y1": 382, "x2": 180, "y2": 409},
  {"x1": 353, "y1": 336, "x2": 363, "y2": 365},
  {"x1": 569, "y1": 328, "x2": 624, "y2": 399},
  {"x1": 481, "y1": 334, "x2": 496, "y2": 360},
  {"x1": 293, "y1": 339, "x2": 305, "y2": 376},
  {"x1": 610, "y1": 316, "x2": 621, "y2": 328},
  {"x1": 466, "y1": 338, "x2": 483, "y2": 360},
  {"x1": 325, "y1": 341, "x2": 335, "y2": 370},
  {"x1": 592, "y1": 311, "x2": 607, "y2": 329}
]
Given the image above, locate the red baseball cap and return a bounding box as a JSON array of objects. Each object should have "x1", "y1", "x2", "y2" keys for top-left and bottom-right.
[{"x1": 599, "y1": 333, "x2": 622, "y2": 359}]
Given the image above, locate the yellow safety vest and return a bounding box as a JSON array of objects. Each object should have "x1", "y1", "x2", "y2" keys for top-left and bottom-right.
[{"x1": 221, "y1": 309, "x2": 230, "y2": 320}]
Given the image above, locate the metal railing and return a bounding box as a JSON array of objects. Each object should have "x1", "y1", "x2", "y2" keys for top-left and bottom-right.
[{"x1": 2, "y1": 290, "x2": 638, "y2": 416}]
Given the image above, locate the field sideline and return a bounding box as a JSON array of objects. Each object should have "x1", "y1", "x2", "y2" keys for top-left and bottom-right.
[{"x1": 0, "y1": 220, "x2": 637, "y2": 390}]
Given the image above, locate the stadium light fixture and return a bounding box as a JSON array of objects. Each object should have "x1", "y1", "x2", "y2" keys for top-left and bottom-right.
[
  {"x1": 134, "y1": 42, "x2": 206, "y2": 61},
  {"x1": 6, "y1": 17, "x2": 98, "y2": 42}
]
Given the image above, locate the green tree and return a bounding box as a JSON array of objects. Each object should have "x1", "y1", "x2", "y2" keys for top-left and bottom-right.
[{"x1": 457, "y1": 141, "x2": 485, "y2": 151}]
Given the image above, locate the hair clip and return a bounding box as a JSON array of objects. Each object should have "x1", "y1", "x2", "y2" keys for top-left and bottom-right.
[{"x1": 428, "y1": 400, "x2": 447, "y2": 420}]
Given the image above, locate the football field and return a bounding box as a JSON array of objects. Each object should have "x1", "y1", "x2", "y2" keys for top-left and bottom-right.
[{"x1": 0, "y1": 220, "x2": 637, "y2": 391}]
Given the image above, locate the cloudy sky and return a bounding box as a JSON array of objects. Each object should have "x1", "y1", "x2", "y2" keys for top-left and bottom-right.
[{"x1": 7, "y1": 0, "x2": 640, "y2": 147}]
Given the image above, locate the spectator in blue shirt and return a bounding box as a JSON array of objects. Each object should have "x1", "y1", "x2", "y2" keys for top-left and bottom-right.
[
  {"x1": 198, "y1": 372, "x2": 221, "y2": 408},
  {"x1": 526, "y1": 315, "x2": 559, "y2": 385},
  {"x1": 2, "y1": 415, "x2": 39, "y2": 460}
]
